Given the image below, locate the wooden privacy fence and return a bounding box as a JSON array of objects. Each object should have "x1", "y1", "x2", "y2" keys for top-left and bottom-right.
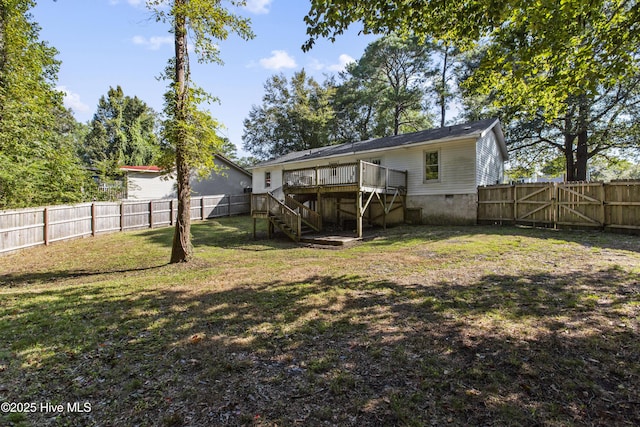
[
  {"x1": 478, "y1": 181, "x2": 640, "y2": 231},
  {"x1": 0, "y1": 194, "x2": 250, "y2": 254}
]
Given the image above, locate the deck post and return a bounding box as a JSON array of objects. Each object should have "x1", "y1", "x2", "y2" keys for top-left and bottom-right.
[
  {"x1": 317, "y1": 191, "x2": 323, "y2": 230},
  {"x1": 356, "y1": 191, "x2": 363, "y2": 238},
  {"x1": 356, "y1": 161, "x2": 364, "y2": 238},
  {"x1": 383, "y1": 193, "x2": 387, "y2": 230}
]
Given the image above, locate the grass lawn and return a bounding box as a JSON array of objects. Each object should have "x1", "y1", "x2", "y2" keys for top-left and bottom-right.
[{"x1": 1, "y1": 216, "x2": 639, "y2": 426}]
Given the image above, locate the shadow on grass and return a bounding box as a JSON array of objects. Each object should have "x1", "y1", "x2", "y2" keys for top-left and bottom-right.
[
  {"x1": 367, "y1": 223, "x2": 640, "y2": 253},
  {"x1": 0, "y1": 264, "x2": 168, "y2": 288},
  {"x1": 138, "y1": 216, "x2": 301, "y2": 251},
  {"x1": 1, "y1": 267, "x2": 638, "y2": 426}
]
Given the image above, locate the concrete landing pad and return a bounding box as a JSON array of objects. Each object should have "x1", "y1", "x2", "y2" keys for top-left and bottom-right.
[{"x1": 299, "y1": 235, "x2": 362, "y2": 246}]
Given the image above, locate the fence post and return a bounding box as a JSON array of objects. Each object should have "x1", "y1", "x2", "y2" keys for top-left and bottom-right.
[
  {"x1": 600, "y1": 182, "x2": 606, "y2": 227},
  {"x1": 91, "y1": 203, "x2": 97, "y2": 237},
  {"x1": 169, "y1": 199, "x2": 174, "y2": 225},
  {"x1": 553, "y1": 182, "x2": 559, "y2": 228},
  {"x1": 201, "y1": 197, "x2": 206, "y2": 220},
  {"x1": 43, "y1": 207, "x2": 49, "y2": 245},
  {"x1": 228, "y1": 194, "x2": 232, "y2": 217},
  {"x1": 120, "y1": 202, "x2": 124, "y2": 231},
  {"x1": 149, "y1": 200, "x2": 154, "y2": 229}
]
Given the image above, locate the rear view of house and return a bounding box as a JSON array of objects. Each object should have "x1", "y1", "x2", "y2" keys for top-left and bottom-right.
[{"x1": 250, "y1": 118, "x2": 508, "y2": 240}]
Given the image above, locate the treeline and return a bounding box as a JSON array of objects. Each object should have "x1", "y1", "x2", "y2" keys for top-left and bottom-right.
[
  {"x1": 3, "y1": 2, "x2": 640, "y2": 209},
  {"x1": 0, "y1": 3, "x2": 243, "y2": 210},
  {"x1": 242, "y1": 34, "x2": 459, "y2": 160},
  {"x1": 302, "y1": 0, "x2": 640, "y2": 182},
  {"x1": 0, "y1": 1, "x2": 87, "y2": 209},
  {"x1": 0, "y1": 4, "x2": 159, "y2": 209},
  {"x1": 245, "y1": 28, "x2": 640, "y2": 182}
]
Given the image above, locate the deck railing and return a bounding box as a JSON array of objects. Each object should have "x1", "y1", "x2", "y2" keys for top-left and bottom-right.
[{"x1": 283, "y1": 161, "x2": 407, "y2": 192}]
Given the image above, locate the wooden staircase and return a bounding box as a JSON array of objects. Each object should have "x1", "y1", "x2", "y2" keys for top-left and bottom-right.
[{"x1": 251, "y1": 193, "x2": 321, "y2": 242}]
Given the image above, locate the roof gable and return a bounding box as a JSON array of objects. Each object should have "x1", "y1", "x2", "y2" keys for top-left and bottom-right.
[{"x1": 254, "y1": 118, "x2": 506, "y2": 168}]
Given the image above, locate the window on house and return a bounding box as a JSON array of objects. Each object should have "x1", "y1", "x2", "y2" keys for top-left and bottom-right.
[
  {"x1": 369, "y1": 158, "x2": 382, "y2": 165},
  {"x1": 265, "y1": 171, "x2": 271, "y2": 188},
  {"x1": 424, "y1": 151, "x2": 439, "y2": 181}
]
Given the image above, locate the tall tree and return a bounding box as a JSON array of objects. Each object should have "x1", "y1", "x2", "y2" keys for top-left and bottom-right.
[
  {"x1": 504, "y1": 80, "x2": 640, "y2": 180},
  {"x1": 82, "y1": 85, "x2": 160, "y2": 172},
  {"x1": 148, "y1": 0, "x2": 253, "y2": 263},
  {"x1": 0, "y1": 0, "x2": 89, "y2": 208},
  {"x1": 344, "y1": 34, "x2": 433, "y2": 136},
  {"x1": 303, "y1": 0, "x2": 640, "y2": 180},
  {"x1": 331, "y1": 34, "x2": 434, "y2": 145},
  {"x1": 431, "y1": 41, "x2": 462, "y2": 127},
  {"x1": 242, "y1": 70, "x2": 335, "y2": 160}
]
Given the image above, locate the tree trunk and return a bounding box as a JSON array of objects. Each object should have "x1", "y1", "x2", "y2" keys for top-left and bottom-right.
[
  {"x1": 562, "y1": 109, "x2": 578, "y2": 182},
  {"x1": 440, "y1": 48, "x2": 448, "y2": 128},
  {"x1": 170, "y1": 0, "x2": 193, "y2": 263},
  {"x1": 574, "y1": 97, "x2": 589, "y2": 181},
  {"x1": 563, "y1": 129, "x2": 577, "y2": 182},
  {"x1": 393, "y1": 105, "x2": 401, "y2": 135}
]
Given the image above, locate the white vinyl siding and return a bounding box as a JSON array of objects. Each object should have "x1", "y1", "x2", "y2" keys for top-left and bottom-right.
[
  {"x1": 252, "y1": 168, "x2": 283, "y2": 193},
  {"x1": 384, "y1": 139, "x2": 477, "y2": 195},
  {"x1": 476, "y1": 130, "x2": 504, "y2": 186},
  {"x1": 126, "y1": 172, "x2": 176, "y2": 200}
]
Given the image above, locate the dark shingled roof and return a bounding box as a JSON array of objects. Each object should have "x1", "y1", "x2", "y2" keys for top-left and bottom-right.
[{"x1": 254, "y1": 118, "x2": 505, "y2": 167}]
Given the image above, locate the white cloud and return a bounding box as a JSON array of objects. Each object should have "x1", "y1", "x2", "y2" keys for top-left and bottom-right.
[
  {"x1": 243, "y1": 0, "x2": 272, "y2": 14},
  {"x1": 57, "y1": 86, "x2": 91, "y2": 115},
  {"x1": 327, "y1": 54, "x2": 356, "y2": 72},
  {"x1": 307, "y1": 54, "x2": 356, "y2": 73},
  {"x1": 132, "y1": 35, "x2": 173, "y2": 51},
  {"x1": 259, "y1": 50, "x2": 297, "y2": 70}
]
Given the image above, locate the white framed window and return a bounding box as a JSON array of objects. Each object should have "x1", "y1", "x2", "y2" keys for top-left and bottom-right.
[
  {"x1": 265, "y1": 171, "x2": 271, "y2": 188},
  {"x1": 424, "y1": 150, "x2": 440, "y2": 182}
]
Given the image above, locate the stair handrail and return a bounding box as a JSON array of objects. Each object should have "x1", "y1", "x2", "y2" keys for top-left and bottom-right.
[
  {"x1": 285, "y1": 195, "x2": 321, "y2": 231},
  {"x1": 268, "y1": 185, "x2": 285, "y2": 201},
  {"x1": 267, "y1": 192, "x2": 301, "y2": 240}
]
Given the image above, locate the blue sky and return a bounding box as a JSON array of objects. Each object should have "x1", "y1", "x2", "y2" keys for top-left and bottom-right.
[{"x1": 32, "y1": 0, "x2": 376, "y2": 158}]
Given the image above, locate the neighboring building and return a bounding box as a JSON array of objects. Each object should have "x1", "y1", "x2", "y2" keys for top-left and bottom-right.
[
  {"x1": 119, "y1": 166, "x2": 175, "y2": 200},
  {"x1": 190, "y1": 154, "x2": 253, "y2": 197},
  {"x1": 250, "y1": 118, "x2": 508, "y2": 239},
  {"x1": 120, "y1": 154, "x2": 252, "y2": 200}
]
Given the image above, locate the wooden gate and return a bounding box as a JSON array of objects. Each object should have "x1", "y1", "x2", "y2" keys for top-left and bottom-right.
[
  {"x1": 478, "y1": 181, "x2": 640, "y2": 231},
  {"x1": 514, "y1": 183, "x2": 555, "y2": 225},
  {"x1": 556, "y1": 183, "x2": 605, "y2": 227}
]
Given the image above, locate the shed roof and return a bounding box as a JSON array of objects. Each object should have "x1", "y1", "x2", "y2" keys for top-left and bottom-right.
[
  {"x1": 119, "y1": 154, "x2": 252, "y2": 177},
  {"x1": 253, "y1": 118, "x2": 507, "y2": 168},
  {"x1": 119, "y1": 165, "x2": 163, "y2": 173}
]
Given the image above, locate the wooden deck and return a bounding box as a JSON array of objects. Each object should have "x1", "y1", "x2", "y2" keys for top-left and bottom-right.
[
  {"x1": 282, "y1": 161, "x2": 407, "y2": 195},
  {"x1": 252, "y1": 161, "x2": 408, "y2": 242}
]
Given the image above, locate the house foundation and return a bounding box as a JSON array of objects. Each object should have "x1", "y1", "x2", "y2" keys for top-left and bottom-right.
[{"x1": 407, "y1": 194, "x2": 478, "y2": 225}]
